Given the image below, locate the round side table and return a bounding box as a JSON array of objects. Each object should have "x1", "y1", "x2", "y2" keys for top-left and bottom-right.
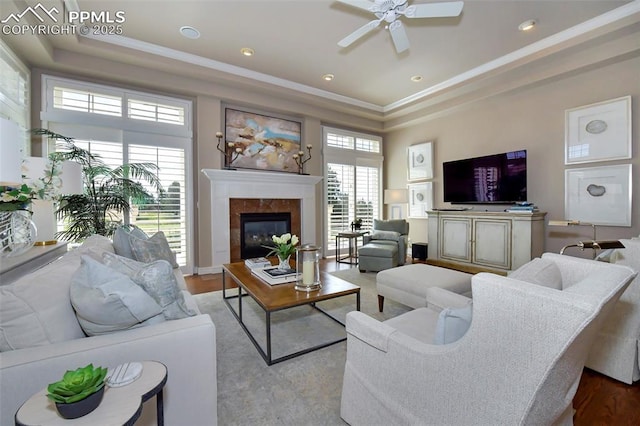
[{"x1": 15, "y1": 360, "x2": 167, "y2": 426}]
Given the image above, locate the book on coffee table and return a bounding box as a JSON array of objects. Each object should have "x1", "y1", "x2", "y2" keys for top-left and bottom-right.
[
  {"x1": 252, "y1": 266, "x2": 298, "y2": 285},
  {"x1": 244, "y1": 257, "x2": 271, "y2": 269}
]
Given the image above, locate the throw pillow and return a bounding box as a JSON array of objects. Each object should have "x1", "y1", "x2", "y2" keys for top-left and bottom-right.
[
  {"x1": 433, "y1": 301, "x2": 473, "y2": 345},
  {"x1": 70, "y1": 256, "x2": 165, "y2": 336},
  {"x1": 508, "y1": 258, "x2": 563, "y2": 290},
  {"x1": 113, "y1": 225, "x2": 149, "y2": 260},
  {"x1": 129, "y1": 231, "x2": 178, "y2": 268},
  {"x1": 370, "y1": 230, "x2": 401, "y2": 241},
  {"x1": 0, "y1": 253, "x2": 87, "y2": 352},
  {"x1": 102, "y1": 252, "x2": 196, "y2": 320}
]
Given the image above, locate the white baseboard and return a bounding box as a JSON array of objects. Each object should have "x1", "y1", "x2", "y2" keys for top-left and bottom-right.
[{"x1": 193, "y1": 266, "x2": 222, "y2": 275}]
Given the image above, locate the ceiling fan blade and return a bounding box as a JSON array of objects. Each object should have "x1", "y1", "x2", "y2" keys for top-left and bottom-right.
[
  {"x1": 404, "y1": 1, "x2": 464, "y2": 18},
  {"x1": 335, "y1": 0, "x2": 377, "y2": 13},
  {"x1": 338, "y1": 19, "x2": 382, "y2": 48},
  {"x1": 389, "y1": 21, "x2": 410, "y2": 53}
]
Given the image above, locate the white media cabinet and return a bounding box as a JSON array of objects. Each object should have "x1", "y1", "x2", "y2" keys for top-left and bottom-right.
[{"x1": 427, "y1": 210, "x2": 546, "y2": 273}]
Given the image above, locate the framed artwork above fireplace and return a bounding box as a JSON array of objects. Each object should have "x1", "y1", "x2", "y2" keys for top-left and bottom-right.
[{"x1": 224, "y1": 108, "x2": 302, "y2": 173}]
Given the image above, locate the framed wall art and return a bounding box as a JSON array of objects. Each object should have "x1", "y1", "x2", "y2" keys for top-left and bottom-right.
[
  {"x1": 565, "y1": 164, "x2": 632, "y2": 227},
  {"x1": 407, "y1": 142, "x2": 433, "y2": 181},
  {"x1": 565, "y1": 96, "x2": 631, "y2": 165},
  {"x1": 224, "y1": 108, "x2": 302, "y2": 173},
  {"x1": 408, "y1": 182, "x2": 433, "y2": 219}
]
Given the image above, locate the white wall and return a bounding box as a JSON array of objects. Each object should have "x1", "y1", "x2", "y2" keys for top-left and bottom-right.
[{"x1": 384, "y1": 56, "x2": 640, "y2": 255}]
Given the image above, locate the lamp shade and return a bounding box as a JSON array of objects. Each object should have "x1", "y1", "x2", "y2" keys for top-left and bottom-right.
[
  {"x1": 22, "y1": 156, "x2": 47, "y2": 182},
  {"x1": 22, "y1": 157, "x2": 83, "y2": 245},
  {"x1": 60, "y1": 161, "x2": 83, "y2": 195},
  {"x1": 384, "y1": 189, "x2": 408, "y2": 204},
  {"x1": 23, "y1": 157, "x2": 84, "y2": 196},
  {"x1": 0, "y1": 117, "x2": 23, "y2": 185}
]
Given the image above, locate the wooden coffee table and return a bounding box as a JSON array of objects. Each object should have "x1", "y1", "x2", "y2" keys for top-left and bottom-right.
[{"x1": 222, "y1": 262, "x2": 360, "y2": 365}]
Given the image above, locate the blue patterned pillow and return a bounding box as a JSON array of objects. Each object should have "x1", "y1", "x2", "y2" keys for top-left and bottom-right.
[
  {"x1": 129, "y1": 231, "x2": 178, "y2": 268},
  {"x1": 70, "y1": 256, "x2": 165, "y2": 336},
  {"x1": 113, "y1": 226, "x2": 149, "y2": 259},
  {"x1": 102, "y1": 252, "x2": 195, "y2": 320}
]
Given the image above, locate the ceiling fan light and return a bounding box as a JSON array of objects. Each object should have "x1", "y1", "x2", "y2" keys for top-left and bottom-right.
[
  {"x1": 518, "y1": 19, "x2": 536, "y2": 32},
  {"x1": 240, "y1": 48, "x2": 255, "y2": 57},
  {"x1": 179, "y1": 26, "x2": 200, "y2": 39}
]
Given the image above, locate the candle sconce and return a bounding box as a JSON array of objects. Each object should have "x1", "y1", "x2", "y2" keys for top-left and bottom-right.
[
  {"x1": 293, "y1": 145, "x2": 313, "y2": 174},
  {"x1": 215, "y1": 132, "x2": 242, "y2": 169}
]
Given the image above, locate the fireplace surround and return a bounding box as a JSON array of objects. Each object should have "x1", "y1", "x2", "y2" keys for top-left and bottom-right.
[{"x1": 202, "y1": 169, "x2": 322, "y2": 271}]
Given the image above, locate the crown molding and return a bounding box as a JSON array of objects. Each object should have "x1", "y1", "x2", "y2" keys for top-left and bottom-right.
[
  {"x1": 81, "y1": 32, "x2": 385, "y2": 113},
  {"x1": 384, "y1": 0, "x2": 640, "y2": 113}
]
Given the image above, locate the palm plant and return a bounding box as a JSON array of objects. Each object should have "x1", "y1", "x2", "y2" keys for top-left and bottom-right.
[{"x1": 32, "y1": 129, "x2": 163, "y2": 241}]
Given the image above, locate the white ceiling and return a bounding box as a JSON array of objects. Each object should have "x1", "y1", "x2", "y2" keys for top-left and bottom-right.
[{"x1": 3, "y1": 0, "x2": 639, "y2": 126}]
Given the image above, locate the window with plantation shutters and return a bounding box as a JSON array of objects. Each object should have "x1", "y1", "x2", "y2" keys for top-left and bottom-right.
[
  {"x1": 128, "y1": 99, "x2": 184, "y2": 125},
  {"x1": 327, "y1": 163, "x2": 355, "y2": 250},
  {"x1": 0, "y1": 40, "x2": 30, "y2": 153},
  {"x1": 43, "y1": 75, "x2": 194, "y2": 272},
  {"x1": 53, "y1": 86, "x2": 121, "y2": 117},
  {"x1": 128, "y1": 144, "x2": 187, "y2": 264},
  {"x1": 355, "y1": 165, "x2": 380, "y2": 230},
  {"x1": 323, "y1": 127, "x2": 383, "y2": 257}
]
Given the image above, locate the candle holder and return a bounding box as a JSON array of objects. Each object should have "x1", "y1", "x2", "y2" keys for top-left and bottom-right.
[
  {"x1": 215, "y1": 132, "x2": 242, "y2": 169},
  {"x1": 292, "y1": 145, "x2": 312, "y2": 175},
  {"x1": 295, "y1": 244, "x2": 321, "y2": 292}
]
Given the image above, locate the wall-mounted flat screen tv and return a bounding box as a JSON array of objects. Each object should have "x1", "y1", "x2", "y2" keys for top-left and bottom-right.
[{"x1": 443, "y1": 150, "x2": 527, "y2": 204}]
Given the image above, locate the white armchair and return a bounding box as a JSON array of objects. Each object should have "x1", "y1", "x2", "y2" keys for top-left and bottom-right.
[
  {"x1": 340, "y1": 253, "x2": 636, "y2": 425},
  {"x1": 586, "y1": 238, "x2": 640, "y2": 384}
]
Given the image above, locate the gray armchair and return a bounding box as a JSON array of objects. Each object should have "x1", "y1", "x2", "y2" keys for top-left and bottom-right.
[
  {"x1": 341, "y1": 253, "x2": 636, "y2": 425},
  {"x1": 358, "y1": 219, "x2": 409, "y2": 273}
]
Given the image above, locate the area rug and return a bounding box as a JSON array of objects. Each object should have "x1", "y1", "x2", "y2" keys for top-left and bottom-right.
[{"x1": 193, "y1": 267, "x2": 410, "y2": 425}]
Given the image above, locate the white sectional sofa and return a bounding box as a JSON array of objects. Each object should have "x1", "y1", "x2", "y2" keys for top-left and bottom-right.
[{"x1": 0, "y1": 235, "x2": 217, "y2": 425}]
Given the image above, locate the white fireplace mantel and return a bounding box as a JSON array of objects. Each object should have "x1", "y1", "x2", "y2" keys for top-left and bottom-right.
[{"x1": 202, "y1": 169, "x2": 322, "y2": 271}]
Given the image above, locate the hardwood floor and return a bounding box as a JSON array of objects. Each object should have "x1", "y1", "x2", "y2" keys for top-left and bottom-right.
[{"x1": 185, "y1": 260, "x2": 640, "y2": 424}]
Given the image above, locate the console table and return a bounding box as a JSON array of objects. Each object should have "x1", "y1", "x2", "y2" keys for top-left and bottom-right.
[{"x1": 0, "y1": 242, "x2": 68, "y2": 285}]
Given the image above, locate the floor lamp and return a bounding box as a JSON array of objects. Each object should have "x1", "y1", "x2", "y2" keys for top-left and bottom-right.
[
  {"x1": 384, "y1": 189, "x2": 408, "y2": 219},
  {"x1": 549, "y1": 220, "x2": 623, "y2": 259},
  {"x1": 548, "y1": 220, "x2": 597, "y2": 240}
]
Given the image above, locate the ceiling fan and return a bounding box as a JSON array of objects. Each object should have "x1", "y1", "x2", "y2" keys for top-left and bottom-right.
[{"x1": 337, "y1": 0, "x2": 464, "y2": 53}]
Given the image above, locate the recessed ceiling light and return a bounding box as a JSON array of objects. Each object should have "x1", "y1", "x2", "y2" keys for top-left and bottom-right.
[
  {"x1": 322, "y1": 74, "x2": 334, "y2": 81},
  {"x1": 518, "y1": 19, "x2": 536, "y2": 32},
  {"x1": 179, "y1": 26, "x2": 200, "y2": 39},
  {"x1": 410, "y1": 75, "x2": 423, "y2": 82},
  {"x1": 240, "y1": 48, "x2": 254, "y2": 57}
]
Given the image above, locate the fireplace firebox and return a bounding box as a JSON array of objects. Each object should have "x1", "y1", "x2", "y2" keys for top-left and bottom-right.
[{"x1": 240, "y1": 212, "x2": 292, "y2": 259}]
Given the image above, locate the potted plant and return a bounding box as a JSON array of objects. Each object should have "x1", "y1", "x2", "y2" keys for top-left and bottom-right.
[
  {"x1": 351, "y1": 218, "x2": 363, "y2": 231},
  {"x1": 47, "y1": 363, "x2": 108, "y2": 419},
  {"x1": 32, "y1": 129, "x2": 164, "y2": 241}
]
